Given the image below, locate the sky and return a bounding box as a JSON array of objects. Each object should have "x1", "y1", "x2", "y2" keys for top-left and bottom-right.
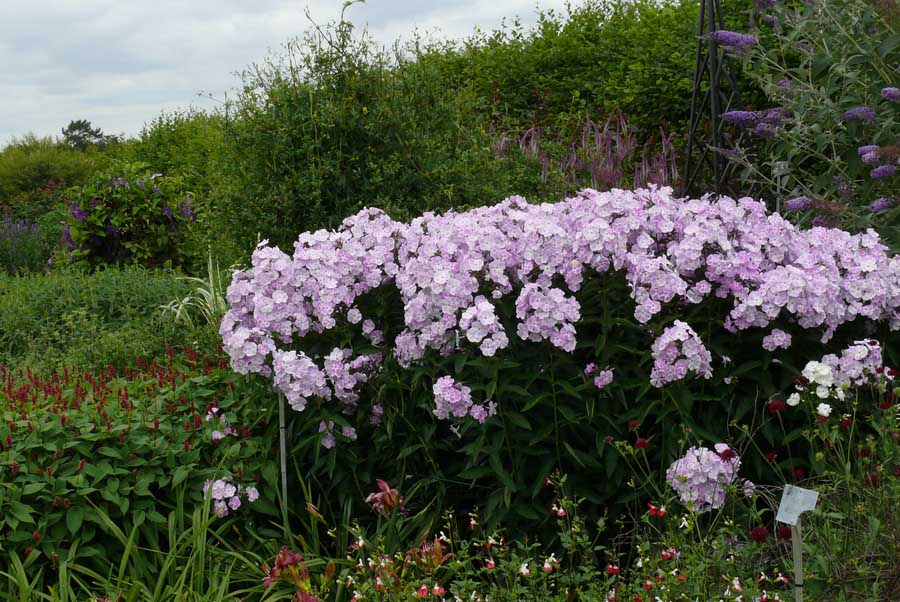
[{"x1": 0, "y1": 0, "x2": 574, "y2": 146}]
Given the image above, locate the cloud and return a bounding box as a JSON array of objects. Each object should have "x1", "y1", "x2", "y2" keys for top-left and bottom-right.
[{"x1": 0, "y1": 0, "x2": 570, "y2": 146}]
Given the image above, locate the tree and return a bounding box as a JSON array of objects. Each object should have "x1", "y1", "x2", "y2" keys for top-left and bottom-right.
[{"x1": 61, "y1": 119, "x2": 114, "y2": 150}]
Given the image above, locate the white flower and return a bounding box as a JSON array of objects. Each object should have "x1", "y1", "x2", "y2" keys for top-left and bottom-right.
[
  {"x1": 835, "y1": 388, "x2": 845, "y2": 401},
  {"x1": 787, "y1": 393, "x2": 801, "y2": 406},
  {"x1": 816, "y1": 403, "x2": 832, "y2": 417},
  {"x1": 802, "y1": 361, "x2": 834, "y2": 387},
  {"x1": 815, "y1": 385, "x2": 830, "y2": 399},
  {"x1": 519, "y1": 563, "x2": 530, "y2": 577}
]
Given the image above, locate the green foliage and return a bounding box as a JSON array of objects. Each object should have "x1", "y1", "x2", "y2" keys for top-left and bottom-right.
[
  {"x1": 65, "y1": 161, "x2": 197, "y2": 269},
  {"x1": 0, "y1": 267, "x2": 201, "y2": 372},
  {"x1": 0, "y1": 348, "x2": 278, "y2": 578},
  {"x1": 730, "y1": 0, "x2": 900, "y2": 247},
  {"x1": 0, "y1": 134, "x2": 104, "y2": 203}
]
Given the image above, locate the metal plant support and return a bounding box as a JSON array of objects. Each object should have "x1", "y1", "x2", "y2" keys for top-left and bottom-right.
[
  {"x1": 278, "y1": 391, "x2": 290, "y2": 539},
  {"x1": 682, "y1": 0, "x2": 746, "y2": 197}
]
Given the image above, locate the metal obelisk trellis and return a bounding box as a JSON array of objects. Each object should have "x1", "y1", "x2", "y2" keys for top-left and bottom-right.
[{"x1": 682, "y1": 0, "x2": 746, "y2": 197}]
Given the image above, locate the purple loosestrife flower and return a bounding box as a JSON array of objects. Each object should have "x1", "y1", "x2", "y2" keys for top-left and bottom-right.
[
  {"x1": 709, "y1": 30, "x2": 758, "y2": 49},
  {"x1": 843, "y1": 106, "x2": 877, "y2": 123},
  {"x1": 784, "y1": 196, "x2": 811, "y2": 211},
  {"x1": 722, "y1": 111, "x2": 760, "y2": 127},
  {"x1": 869, "y1": 197, "x2": 895, "y2": 212},
  {"x1": 881, "y1": 87, "x2": 900, "y2": 102},
  {"x1": 871, "y1": 164, "x2": 896, "y2": 178}
]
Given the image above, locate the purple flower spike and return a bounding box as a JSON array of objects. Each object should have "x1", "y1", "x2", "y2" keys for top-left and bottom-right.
[
  {"x1": 858, "y1": 145, "x2": 880, "y2": 156},
  {"x1": 869, "y1": 197, "x2": 895, "y2": 212},
  {"x1": 871, "y1": 164, "x2": 896, "y2": 178},
  {"x1": 862, "y1": 152, "x2": 881, "y2": 165},
  {"x1": 784, "y1": 196, "x2": 811, "y2": 211},
  {"x1": 843, "y1": 106, "x2": 877, "y2": 123},
  {"x1": 881, "y1": 87, "x2": 900, "y2": 102},
  {"x1": 722, "y1": 111, "x2": 760, "y2": 127},
  {"x1": 709, "y1": 30, "x2": 758, "y2": 49}
]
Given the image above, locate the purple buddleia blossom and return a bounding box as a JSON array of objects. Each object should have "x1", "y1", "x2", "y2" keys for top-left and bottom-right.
[
  {"x1": 862, "y1": 152, "x2": 881, "y2": 165},
  {"x1": 784, "y1": 196, "x2": 811, "y2": 211},
  {"x1": 871, "y1": 164, "x2": 896, "y2": 178},
  {"x1": 858, "y1": 145, "x2": 880, "y2": 156},
  {"x1": 162, "y1": 204, "x2": 173, "y2": 219},
  {"x1": 843, "y1": 106, "x2": 877, "y2": 123},
  {"x1": 709, "y1": 30, "x2": 758, "y2": 49},
  {"x1": 869, "y1": 197, "x2": 895, "y2": 212},
  {"x1": 722, "y1": 111, "x2": 759, "y2": 127},
  {"x1": 881, "y1": 87, "x2": 900, "y2": 102}
]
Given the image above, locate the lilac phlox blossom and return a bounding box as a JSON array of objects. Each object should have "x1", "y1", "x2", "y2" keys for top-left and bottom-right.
[
  {"x1": 820, "y1": 339, "x2": 883, "y2": 386},
  {"x1": 319, "y1": 420, "x2": 336, "y2": 449},
  {"x1": 433, "y1": 375, "x2": 496, "y2": 423},
  {"x1": 762, "y1": 328, "x2": 792, "y2": 351},
  {"x1": 221, "y1": 186, "x2": 900, "y2": 435},
  {"x1": 593, "y1": 368, "x2": 614, "y2": 389},
  {"x1": 666, "y1": 444, "x2": 750, "y2": 511},
  {"x1": 203, "y1": 478, "x2": 258, "y2": 518},
  {"x1": 515, "y1": 284, "x2": 580, "y2": 352},
  {"x1": 650, "y1": 321, "x2": 713, "y2": 387}
]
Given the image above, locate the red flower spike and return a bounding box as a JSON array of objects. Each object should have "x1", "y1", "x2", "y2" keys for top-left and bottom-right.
[
  {"x1": 634, "y1": 438, "x2": 650, "y2": 450},
  {"x1": 777, "y1": 526, "x2": 792, "y2": 540}
]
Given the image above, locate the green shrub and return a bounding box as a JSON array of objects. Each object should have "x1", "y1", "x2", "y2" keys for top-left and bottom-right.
[
  {"x1": 64, "y1": 161, "x2": 197, "y2": 268},
  {"x1": 0, "y1": 134, "x2": 105, "y2": 203},
  {"x1": 0, "y1": 267, "x2": 200, "y2": 372}
]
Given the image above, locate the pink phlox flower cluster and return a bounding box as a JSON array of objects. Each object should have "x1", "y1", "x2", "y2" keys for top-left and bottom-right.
[
  {"x1": 761, "y1": 328, "x2": 792, "y2": 351},
  {"x1": 515, "y1": 284, "x2": 580, "y2": 352},
  {"x1": 459, "y1": 295, "x2": 509, "y2": 356},
  {"x1": 585, "y1": 363, "x2": 614, "y2": 389},
  {"x1": 222, "y1": 187, "x2": 900, "y2": 423},
  {"x1": 324, "y1": 348, "x2": 382, "y2": 410},
  {"x1": 650, "y1": 320, "x2": 713, "y2": 387},
  {"x1": 204, "y1": 477, "x2": 260, "y2": 518},
  {"x1": 317, "y1": 420, "x2": 357, "y2": 449},
  {"x1": 821, "y1": 339, "x2": 883, "y2": 386},
  {"x1": 433, "y1": 375, "x2": 496, "y2": 423},
  {"x1": 666, "y1": 444, "x2": 750, "y2": 512}
]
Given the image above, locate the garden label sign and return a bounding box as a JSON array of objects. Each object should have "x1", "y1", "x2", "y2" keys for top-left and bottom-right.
[
  {"x1": 776, "y1": 485, "x2": 818, "y2": 602},
  {"x1": 775, "y1": 485, "x2": 818, "y2": 525}
]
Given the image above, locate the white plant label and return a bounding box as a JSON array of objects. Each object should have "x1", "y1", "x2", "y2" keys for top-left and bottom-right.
[{"x1": 776, "y1": 485, "x2": 819, "y2": 526}]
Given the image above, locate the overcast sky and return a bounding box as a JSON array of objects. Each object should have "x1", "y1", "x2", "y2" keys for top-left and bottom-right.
[{"x1": 0, "y1": 0, "x2": 575, "y2": 146}]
